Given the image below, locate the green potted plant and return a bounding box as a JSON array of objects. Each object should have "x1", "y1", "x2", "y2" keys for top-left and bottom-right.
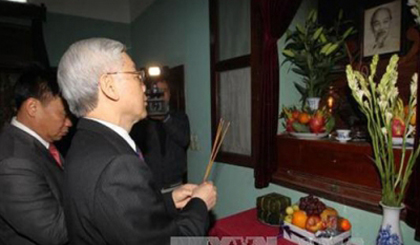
[{"x1": 282, "y1": 9, "x2": 354, "y2": 110}]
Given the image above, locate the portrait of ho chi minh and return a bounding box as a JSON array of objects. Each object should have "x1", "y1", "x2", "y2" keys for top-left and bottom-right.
[{"x1": 363, "y1": 0, "x2": 401, "y2": 57}]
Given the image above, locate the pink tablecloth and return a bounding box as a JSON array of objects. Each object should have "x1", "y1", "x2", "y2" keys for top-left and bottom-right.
[{"x1": 209, "y1": 208, "x2": 296, "y2": 245}]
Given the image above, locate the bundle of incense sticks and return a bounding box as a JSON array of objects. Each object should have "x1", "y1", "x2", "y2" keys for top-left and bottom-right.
[{"x1": 203, "y1": 118, "x2": 230, "y2": 182}]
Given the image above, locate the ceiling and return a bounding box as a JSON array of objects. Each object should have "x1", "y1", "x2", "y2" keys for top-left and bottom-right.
[{"x1": 27, "y1": 0, "x2": 156, "y2": 23}]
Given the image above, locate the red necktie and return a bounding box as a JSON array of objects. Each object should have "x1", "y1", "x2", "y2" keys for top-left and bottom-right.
[{"x1": 49, "y1": 144, "x2": 63, "y2": 168}]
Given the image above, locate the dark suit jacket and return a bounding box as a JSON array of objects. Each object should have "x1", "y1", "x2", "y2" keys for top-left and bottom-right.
[
  {"x1": 130, "y1": 111, "x2": 190, "y2": 189},
  {"x1": 64, "y1": 119, "x2": 208, "y2": 245},
  {"x1": 0, "y1": 124, "x2": 67, "y2": 245}
]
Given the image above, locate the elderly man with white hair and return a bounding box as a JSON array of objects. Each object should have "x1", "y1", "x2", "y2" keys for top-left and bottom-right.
[{"x1": 57, "y1": 38, "x2": 217, "y2": 245}]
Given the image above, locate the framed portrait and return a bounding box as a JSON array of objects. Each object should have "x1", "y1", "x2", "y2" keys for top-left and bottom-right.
[{"x1": 363, "y1": 0, "x2": 401, "y2": 57}]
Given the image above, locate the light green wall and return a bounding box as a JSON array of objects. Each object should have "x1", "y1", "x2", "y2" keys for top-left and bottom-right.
[
  {"x1": 43, "y1": 0, "x2": 419, "y2": 244},
  {"x1": 43, "y1": 13, "x2": 131, "y2": 66},
  {"x1": 277, "y1": 1, "x2": 312, "y2": 132}
]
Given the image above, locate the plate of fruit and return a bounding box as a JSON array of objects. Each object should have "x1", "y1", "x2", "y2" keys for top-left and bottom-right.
[
  {"x1": 283, "y1": 195, "x2": 351, "y2": 234},
  {"x1": 280, "y1": 106, "x2": 335, "y2": 139},
  {"x1": 392, "y1": 137, "x2": 414, "y2": 146},
  {"x1": 289, "y1": 132, "x2": 328, "y2": 139},
  {"x1": 390, "y1": 100, "x2": 416, "y2": 147}
]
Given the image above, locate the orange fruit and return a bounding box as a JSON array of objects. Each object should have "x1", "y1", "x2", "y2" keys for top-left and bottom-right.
[
  {"x1": 404, "y1": 105, "x2": 417, "y2": 125},
  {"x1": 298, "y1": 113, "x2": 311, "y2": 125},
  {"x1": 320, "y1": 207, "x2": 338, "y2": 222},
  {"x1": 292, "y1": 210, "x2": 308, "y2": 229},
  {"x1": 411, "y1": 113, "x2": 417, "y2": 125},
  {"x1": 339, "y1": 218, "x2": 351, "y2": 231}
]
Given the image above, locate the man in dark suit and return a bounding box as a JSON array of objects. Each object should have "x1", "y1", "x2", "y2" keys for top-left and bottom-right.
[
  {"x1": 57, "y1": 38, "x2": 217, "y2": 245},
  {"x1": 0, "y1": 68, "x2": 72, "y2": 245},
  {"x1": 131, "y1": 79, "x2": 190, "y2": 192}
]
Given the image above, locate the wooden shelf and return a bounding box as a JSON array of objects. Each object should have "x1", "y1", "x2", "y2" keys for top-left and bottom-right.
[{"x1": 273, "y1": 134, "x2": 411, "y2": 215}]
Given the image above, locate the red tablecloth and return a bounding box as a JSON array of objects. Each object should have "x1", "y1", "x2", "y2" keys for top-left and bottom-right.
[{"x1": 209, "y1": 208, "x2": 296, "y2": 245}]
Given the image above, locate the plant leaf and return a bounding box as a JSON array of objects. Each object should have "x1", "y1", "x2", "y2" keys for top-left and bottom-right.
[
  {"x1": 338, "y1": 9, "x2": 343, "y2": 21},
  {"x1": 294, "y1": 82, "x2": 307, "y2": 97},
  {"x1": 283, "y1": 49, "x2": 295, "y2": 57},
  {"x1": 325, "y1": 43, "x2": 339, "y2": 55},
  {"x1": 296, "y1": 24, "x2": 305, "y2": 34},
  {"x1": 307, "y1": 9, "x2": 315, "y2": 22},
  {"x1": 320, "y1": 43, "x2": 332, "y2": 54},
  {"x1": 312, "y1": 10, "x2": 318, "y2": 23},
  {"x1": 320, "y1": 33, "x2": 327, "y2": 43},
  {"x1": 312, "y1": 27, "x2": 323, "y2": 41},
  {"x1": 291, "y1": 68, "x2": 307, "y2": 76},
  {"x1": 325, "y1": 117, "x2": 336, "y2": 133},
  {"x1": 342, "y1": 27, "x2": 354, "y2": 39},
  {"x1": 286, "y1": 29, "x2": 292, "y2": 39}
]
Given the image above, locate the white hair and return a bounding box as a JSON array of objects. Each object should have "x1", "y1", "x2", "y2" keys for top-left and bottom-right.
[{"x1": 57, "y1": 38, "x2": 126, "y2": 117}]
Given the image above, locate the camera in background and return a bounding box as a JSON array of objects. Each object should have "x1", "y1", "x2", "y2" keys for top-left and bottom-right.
[{"x1": 144, "y1": 66, "x2": 170, "y2": 117}]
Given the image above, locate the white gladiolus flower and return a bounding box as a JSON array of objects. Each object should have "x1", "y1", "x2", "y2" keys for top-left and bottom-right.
[
  {"x1": 390, "y1": 89, "x2": 399, "y2": 102},
  {"x1": 385, "y1": 112, "x2": 393, "y2": 125},
  {"x1": 363, "y1": 101, "x2": 370, "y2": 110},
  {"x1": 408, "y1": 0, "x2": 420, "y2": 26},
  {"x1": 411, "y1": 73, "x2": 418, "y2": 98},
  {"x1": 346, "y1": 53, "x2": 420, "y2": 207},
  {"x1": 408, "y1": 0, "x2": 417, "y2": 6},
  {"x1": 355, "y1": 90, "x2": 364, "y2": 101},
  {"x1": 379, "y1": 101, "x2": 388, "y2": 112},
  {"x1": 411, "y1": 7, "x2": 419, "y2": 16},
  {"x1": 381, "y1": 127, "x2": 388, "y2": 136}
]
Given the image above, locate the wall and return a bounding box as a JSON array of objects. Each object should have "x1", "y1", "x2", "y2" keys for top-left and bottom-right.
[
  {"x1": 31, "y1": 0, "x2": 132, "y2": 24},
  {"x1": 43, "y1": 13, "x2": 131, "y2": 66}
]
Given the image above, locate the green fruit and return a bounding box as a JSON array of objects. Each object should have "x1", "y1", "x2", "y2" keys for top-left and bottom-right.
[
  {"x1": 292, "y1": 204, "x2": 300, "y2": 211},
  {"x1": 286, "y1": 206, "x2": 294, "y2": 215},
  {"x1": 292, "y1": 122, "x2": 310, "y2": 133},
  {"x1": 284, "y1": 215, "x2": 293, "y2": 223},
  {"x1": 325, "y1": 117, "x2": 336, "y2": 133}
]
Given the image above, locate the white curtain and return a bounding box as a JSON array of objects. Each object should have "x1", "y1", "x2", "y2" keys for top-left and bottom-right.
[
  {"x1": 218, "y1": 0, "x2": 251, "y2": 61},
  {"x1": 219, "y1": 67, "x2": 251, "y2": 155}
]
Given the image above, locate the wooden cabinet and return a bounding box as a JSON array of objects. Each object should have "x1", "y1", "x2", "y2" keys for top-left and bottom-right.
[{"x1": 273, "y1": 135, "x2": 410, "y2": 214}]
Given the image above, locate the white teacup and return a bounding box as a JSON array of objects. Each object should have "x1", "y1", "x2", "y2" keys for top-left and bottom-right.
[{"x1": 336, "y1": 129, "x2": 351, "y2": 139}]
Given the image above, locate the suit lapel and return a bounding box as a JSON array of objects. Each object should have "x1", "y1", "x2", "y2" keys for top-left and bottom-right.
[{"x1": 8, "y1": 125, "x2": 64, "y2": 202}]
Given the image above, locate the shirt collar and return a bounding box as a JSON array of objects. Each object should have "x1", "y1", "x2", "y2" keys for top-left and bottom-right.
[
  {"x1": 84, "y1": 117, "x2": 137, "y2": 152},
  {"x1": 11, "y1": 117, "x2": 50, "y2": 149}
]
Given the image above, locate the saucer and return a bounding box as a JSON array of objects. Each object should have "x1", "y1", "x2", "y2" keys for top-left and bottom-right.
[
  {"x1": 392, "y1": 137, "x2": 414, "y2": 146},
  {"x1": 336, "y1": 137, "x2": 352, "y2": 143}
]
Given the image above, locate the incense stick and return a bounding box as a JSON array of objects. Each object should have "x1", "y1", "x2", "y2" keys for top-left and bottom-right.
[{"x1": 203, "y1": 119, "x2": 230, "y2": 181}]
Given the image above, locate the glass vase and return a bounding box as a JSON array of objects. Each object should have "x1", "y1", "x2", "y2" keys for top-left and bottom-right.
[{"x1": 376, "y1": 202, "x2": 404, "y2": 245}]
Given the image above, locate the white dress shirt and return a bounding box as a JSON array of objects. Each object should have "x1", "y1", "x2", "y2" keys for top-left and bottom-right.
[{"x1": 85, "y1": 117, "x2": 137, "y2": 152}]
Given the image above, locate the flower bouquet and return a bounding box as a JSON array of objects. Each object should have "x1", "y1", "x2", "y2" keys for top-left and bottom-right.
[
  {"x1": 346, "y1": 54, "x2": 420, "y2": 207},
  {"x1": 408, "y1": 0, "x2": 420, "y2": 25}
]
